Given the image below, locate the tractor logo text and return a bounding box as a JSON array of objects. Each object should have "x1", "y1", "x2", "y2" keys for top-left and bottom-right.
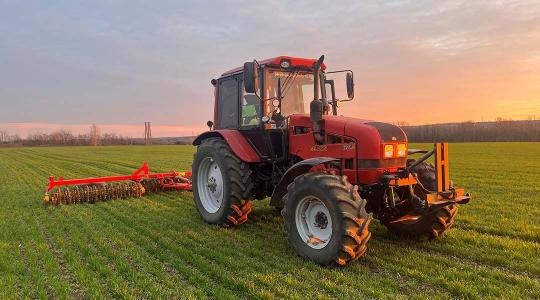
[
  {"x1": 343, "y1": 143, "x2": 355, "y2": 151},
  {"x1": 310, "y1": 145, "x2": 327, "y2": 152}
]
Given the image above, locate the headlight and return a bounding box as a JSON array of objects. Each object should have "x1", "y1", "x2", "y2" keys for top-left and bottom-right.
[
  {"x1": 397, "y1": 144, "x2": 407, "y2": 157},
  {"x1": 384, "y1": 145, "x2": 394, "y2": 158},
  {"x1": 280, "y1": 59, "x2": 291, "y2": 68}
]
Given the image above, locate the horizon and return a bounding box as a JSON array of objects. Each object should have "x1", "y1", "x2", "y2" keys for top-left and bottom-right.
[
  {"x1": 1, "y1": 1, "x2": 539, "y2": 137},
  {"x1": 1, "y1": 117, "x2": 539, "y2": 139}
]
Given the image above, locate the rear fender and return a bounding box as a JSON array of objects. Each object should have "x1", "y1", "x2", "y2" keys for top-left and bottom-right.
[
  {"x1": 193, "y1": 130, "x2": 261, "y2": 163},
  {"x1": 269, "y1": 157, "x2": 339, "y2": 208}
]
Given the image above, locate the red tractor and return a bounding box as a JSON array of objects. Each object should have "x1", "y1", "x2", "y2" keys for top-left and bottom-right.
[{"x1": 192, "y1": 55, "x2": 470, "y2": 266}]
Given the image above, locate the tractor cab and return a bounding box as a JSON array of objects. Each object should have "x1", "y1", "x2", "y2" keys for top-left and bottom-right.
[{"x1": 212, "y1": 56, "x2": 352, "y2": 130}]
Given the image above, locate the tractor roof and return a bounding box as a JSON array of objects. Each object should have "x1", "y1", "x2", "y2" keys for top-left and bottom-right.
[{"x1": 221, "y1": 56, "x2": 327, "y2": 77}]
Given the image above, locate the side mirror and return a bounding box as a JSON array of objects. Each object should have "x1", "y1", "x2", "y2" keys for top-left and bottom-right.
[
  {"x1": 206, "y1": 120, "x2": 214, "y2": 130},
  {"x1": 243, "y1": 62, "x2": 257, "y2": 93},
  {"x1": 346, "y1": 72, "x2": 354, "y2": 99}
]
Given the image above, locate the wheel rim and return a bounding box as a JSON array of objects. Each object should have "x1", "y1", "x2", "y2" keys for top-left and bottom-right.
[
  {"x1": 197, "y1": 157, "x2": 223, "y2": 213},
  {"x1": 295, "y1": 196, "x2": 333, "y2": 249}
]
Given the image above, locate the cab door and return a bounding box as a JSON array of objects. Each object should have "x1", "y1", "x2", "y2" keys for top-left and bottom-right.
[{"x1": 216, "y1": 76, "x2": 240, "y2": 129}]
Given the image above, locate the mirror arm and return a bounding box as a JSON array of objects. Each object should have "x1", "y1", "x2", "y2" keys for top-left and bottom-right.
[
  {"x1": 325, "y1": 69, "x2": 354, "y2": 74},
  {"x1": 325, "y1": 69, "x2": 355, "y2": 101},
  {"x1": 325, "y1": 79, "x2": 337, "y2": 115}
]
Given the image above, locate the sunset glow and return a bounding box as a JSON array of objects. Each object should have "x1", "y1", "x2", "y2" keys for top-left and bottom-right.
[{"x1": 0, "y1": 1, "x2": 539, "y2": 136}]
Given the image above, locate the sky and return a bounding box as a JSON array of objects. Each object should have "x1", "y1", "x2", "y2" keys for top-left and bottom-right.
[{"x1": 1, "y1": 0, "x2": 539, "y2": 137}]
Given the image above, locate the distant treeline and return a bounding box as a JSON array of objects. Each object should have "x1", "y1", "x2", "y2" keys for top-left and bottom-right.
[
  {"x1": 403, "y1": 119, "x2": 540, "y2": 142},
  {"x1": 0, "y1": 125, "x2": 196, "y2": 147},
  {"x1": 0, "y1": 129, "x2": 134, "y2": 147}
]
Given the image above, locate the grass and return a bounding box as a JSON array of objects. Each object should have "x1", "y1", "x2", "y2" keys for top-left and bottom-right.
[{"x1": 0, "y1": 142, "x2": 539, "y2": 299}]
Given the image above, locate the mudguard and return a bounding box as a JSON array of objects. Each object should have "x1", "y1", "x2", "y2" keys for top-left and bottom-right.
[
  {"x1": 193, "y1": 130, "x2": 260, "y2": 163},
  {"x1": 269, "y1": 157, "x2": 339, "y2": 208}
]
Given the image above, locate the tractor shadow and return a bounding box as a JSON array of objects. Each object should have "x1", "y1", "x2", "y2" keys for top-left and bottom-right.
[{"x1": 248, "y1": 204, "x2": 283, "y2": 223}]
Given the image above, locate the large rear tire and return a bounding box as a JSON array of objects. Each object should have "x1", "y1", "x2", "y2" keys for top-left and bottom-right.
[
  {"x1": 192, "y1": 138, "x2": 254, "y2": 227},
  {"x1": 282, "y1": 172, "x2": 371, "y2": 266},
  {"x1": 385, "y1": 161, "x2": 458, "y2": 239}
]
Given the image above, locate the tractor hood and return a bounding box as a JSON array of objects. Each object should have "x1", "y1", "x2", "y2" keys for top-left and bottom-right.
[{"x1": 322, "y1": 115, "x2": 407, "y2": 159}]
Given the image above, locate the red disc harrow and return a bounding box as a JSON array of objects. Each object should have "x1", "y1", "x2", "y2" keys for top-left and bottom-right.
[{"x1": 44, "y1": 162, "x2": 192, "y2": 205}]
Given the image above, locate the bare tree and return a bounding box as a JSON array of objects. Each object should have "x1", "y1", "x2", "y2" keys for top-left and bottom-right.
[
  {"x1": 48, "y1": 129, "x2": 74, "y2": 145},
  {"x1": 0, "y1": 130, "x2": 8, "y2": 143},
  {"x1": 10, "y1": 134, "x2": 22, "y2": 143}
]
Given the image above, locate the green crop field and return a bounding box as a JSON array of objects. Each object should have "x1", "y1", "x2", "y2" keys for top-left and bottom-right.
[{"x1": 0, "y1": 143, "x2": 539, "y2": 299}]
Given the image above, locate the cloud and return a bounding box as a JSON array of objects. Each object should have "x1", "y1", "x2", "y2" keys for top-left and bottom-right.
[{"x1": 0, "y1": 0, "x2": 539, "y2": 130}]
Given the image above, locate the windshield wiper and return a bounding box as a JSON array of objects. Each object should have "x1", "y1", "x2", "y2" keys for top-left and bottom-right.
[
  {"x1": 267, "y1": 71, "x2": 299, "y2": 103},
  {"x1": 280, "y1": 71, "x2": 298, "y2": 99}
]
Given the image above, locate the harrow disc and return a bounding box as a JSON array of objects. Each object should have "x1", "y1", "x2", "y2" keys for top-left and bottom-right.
[
  {"x1": 47, "y1": 182, "x2": 144, "y2": 205},
  {"x1": 140, "y1": 178, "x2": 163, "y2": 193}
]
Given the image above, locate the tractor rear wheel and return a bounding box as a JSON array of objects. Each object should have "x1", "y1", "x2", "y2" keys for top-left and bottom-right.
[
  {"x1": 385, "y1": 161, "x2": 458, "y2": 239},
  {"x1": 192, "y1": 138, "x2": 254, "y2": 227},
  {"x1": 282, "y1": 172, "x2": 371, "y2": 266}
]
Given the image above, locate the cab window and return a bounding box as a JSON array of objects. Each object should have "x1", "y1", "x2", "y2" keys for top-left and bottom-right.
[
  {"x1": 240, "y1": 80, "x2": 261, "y2": 126},
  {"x1": 266, "y1": 70, "x2": 314, "y2": 117}
]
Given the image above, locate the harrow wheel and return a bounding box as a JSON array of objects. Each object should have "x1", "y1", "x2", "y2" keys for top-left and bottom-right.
[
  {"x1": 192, "y1": 138, "x2": 254, "y2": 227},
  {"x1": 384, "y1": 203, "x2": 458, "y2": 239},
  {"x1": 430, "y1": 204, "x2": 458, "y2": 238},
  {"x1": 384, "y1": 161, "x2": 459, "y2": 239},
  {"x1": 282, "y1": 172, "x2": 371, "y2": 266}
]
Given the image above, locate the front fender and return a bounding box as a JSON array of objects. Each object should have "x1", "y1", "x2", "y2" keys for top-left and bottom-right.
[
  {"x1": 193, "y1": 130, "x2": 261, "y2": 163},
  {"x1": 269, "y1": 157, "x2": 339, "y2": 208}
]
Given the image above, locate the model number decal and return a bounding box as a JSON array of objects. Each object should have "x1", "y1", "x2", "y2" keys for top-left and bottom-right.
[{"x1": 310, "y1": 145, "x2": 327, "y2": 152}]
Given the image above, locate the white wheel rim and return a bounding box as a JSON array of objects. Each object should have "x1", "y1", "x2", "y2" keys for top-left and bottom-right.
[
  {"x1": 295, "y1": 196, "x2": 333, "y2": 249},
  {"x1": 197, "y1": 157, "x2": 223, "y2": 213}
]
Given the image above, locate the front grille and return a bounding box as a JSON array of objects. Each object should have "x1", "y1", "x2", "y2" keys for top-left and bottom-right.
[{"x1": 358, "y1": 158, "x2": 407, "y2": 168}]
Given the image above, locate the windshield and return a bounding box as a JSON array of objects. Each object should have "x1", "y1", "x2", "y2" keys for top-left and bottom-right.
[{"x1": 266, "y1": 70, "x2": 315, "y2": 116}]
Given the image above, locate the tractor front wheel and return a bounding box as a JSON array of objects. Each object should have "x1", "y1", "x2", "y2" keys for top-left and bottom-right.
[
  {"x1": 282, "y1": 172, "x2": 371, "y2": 266},
  {"x1": 192, "y1": 138, "x2": 254, "y2": 227}
]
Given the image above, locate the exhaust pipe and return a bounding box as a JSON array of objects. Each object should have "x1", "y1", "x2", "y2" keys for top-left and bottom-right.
[{"x1": 310, "y1": 55, "x2": 325, "y2": 144}]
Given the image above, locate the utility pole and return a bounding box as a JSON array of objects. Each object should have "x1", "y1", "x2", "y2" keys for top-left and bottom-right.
[{"x1": 144, "y1": 122, "x2": 152, "y2": 145}]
